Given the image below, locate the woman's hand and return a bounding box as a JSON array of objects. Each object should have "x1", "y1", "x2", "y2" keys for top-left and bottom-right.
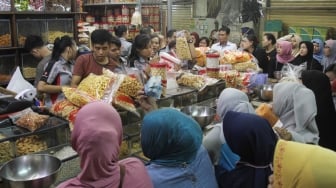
[
  {"x1": 136, "y1": 88, "x2": 158, "y2": 113},
  {"x1": 274, "y1": 127, "x2": 292, "y2": 141},
  {"x1": 267, "y1": 174, "x2": 274, "y2": 188}
]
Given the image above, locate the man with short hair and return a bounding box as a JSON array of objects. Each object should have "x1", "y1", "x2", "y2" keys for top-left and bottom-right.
[
  {"x1": 71, "y1": 29, "x2": 125, "y2": 87},
  {"x1": 211, "y1": 26, "x2": 237, "y2": 54},
  {"x1": 24, "y1": 35, "x2": 52, "y2": 87},
  {"x1": 262, "y1": 33, "x2": 277, "y2": 78},
  {"x1": 160, "y1": 29, "x2": 177, "y2": 53}
]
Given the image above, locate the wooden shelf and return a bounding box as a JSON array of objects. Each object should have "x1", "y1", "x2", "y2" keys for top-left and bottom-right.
[
  {"x1": 84, "y1": 2, "x2": 138, "y2": 6},
  {"x1": 266, "y1": 6, "x2": 336, "y2": 11},
  {"x1": 12, "y1": 11, "x2": 88, "y2": 15},
  {"x1": 0, "y1": 47, "x2": 21, "y2": 50}
]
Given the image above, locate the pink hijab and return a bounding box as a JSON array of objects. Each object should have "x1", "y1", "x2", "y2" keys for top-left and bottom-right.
[
  {"x1": 57, "y1": 102, "x2": 153, "y2": 188},
  {"x1": 276, "y1": 40, "x2": 295, "y2": 64}
]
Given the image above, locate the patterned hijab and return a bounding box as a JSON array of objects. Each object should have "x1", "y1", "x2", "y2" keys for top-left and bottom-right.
[
  {"x1": 141, "y1": 108, "x2": 202, "y2": 166},
  {"x1": 273, "y1": 140, "x2": 336, "y2": 188},
  {"x1": 57, "y1": 102, "x2": 153, "y2": 188},
  {"x1": 312, "y1": 38, "x2": 324, "y2": 63},
  {"x1": 276, "y1": 41, "x2": 295, "y2": 64}
]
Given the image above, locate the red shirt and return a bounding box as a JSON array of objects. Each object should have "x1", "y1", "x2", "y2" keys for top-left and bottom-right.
[{"x1": 73, "y1": 53, "x2": 117, "y2": 78}]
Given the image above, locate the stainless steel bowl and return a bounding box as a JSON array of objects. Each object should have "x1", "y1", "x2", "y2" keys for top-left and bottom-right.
[
  {"x1": 181, "y1": 106, "x2": 216, "y2": 128},
  {"x1": 255, "y1": 84, "x2": 274, "y2": 101},
  {"x1": 0, "y1": 154, "x2": 62, "y2": 188}
]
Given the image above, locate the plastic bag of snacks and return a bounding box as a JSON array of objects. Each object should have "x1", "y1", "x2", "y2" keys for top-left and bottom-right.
[
  {"x1": 118, "y1": 75, "x2": 143, "y2": 98},
  {"x1": 62, "y1": 87, "x2": 98, "y2": 107},
  {"x1": 77, "y1": 73, "x2": 115, "y2": 99},
  {"x1": 176, "y1": 30, "x2": 192, "y2": 60},
  {"x1": 220, "y1": 50, "x2": 252, "y2": 64},
  {"x1": 177, "y1": 73, "x2": 206, "y2": 90},
  {"x1": 14, "y1": 111, "x2": 49, "y2": 132},
  {"x1": 218, "y1": 70, "x2": 241, "y2": 88},
  {"x1": 232, "y1": 61, "x2": 258, "y2": 72},
  {"x1": 113, "y1": 92, "x2": 139, "y2": 117},
  {"x1": 50, "y1": 99, "x2": 80, "y2": 131}
]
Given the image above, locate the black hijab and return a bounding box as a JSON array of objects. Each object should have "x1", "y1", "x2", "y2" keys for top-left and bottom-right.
[
  {"x1": 291, "y1": 41, "x2": 323, "y2": 71},
  {"x1": 302, "y1": 70, "x2": 336, "y2": 150}
]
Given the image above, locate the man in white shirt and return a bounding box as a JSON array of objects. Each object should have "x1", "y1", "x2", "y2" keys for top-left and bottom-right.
[{"x1": 211, "y1": 26, "x2": 237, "y2": 55}]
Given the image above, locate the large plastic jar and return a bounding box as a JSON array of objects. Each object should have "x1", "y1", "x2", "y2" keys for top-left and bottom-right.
[
  {"x1": 206, "y1": 53, "x2": 220, "y2": 78},
  {"x1": 150, "y1": 62, "x2": 167, "y2": 96},
  {"x1": 85, "y1": 15, "x2": 95, "y2": 23},
  {"x1": 150, "y1": 62, "x2": 167, "y2": 80}
]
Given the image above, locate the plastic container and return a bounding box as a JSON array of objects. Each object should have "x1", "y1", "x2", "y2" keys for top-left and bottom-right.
[
  {"x1": 86, "y1": 15, "x2": 95, "y2": 23},
  {"x1": 150, "y1": 63, "x2": 167, "y2": 80},
  {"x1": 21, "y1": 53, "x2": 39, "y2": 79},
  {"x1": 17, "y1": 19, "x2": 47, "y2": 47},
  {"x1": 47, "y1": 18, "x2": 74, "y2": 44},
  {"x1": 0, "y1": 116, "x2": 70, "y2": 163},
  {"x1": 0, "y1": 19, "x2": 11, "y2": 47},
  {"x1": 45, "y1": 0, "x2": 71, "y2": 12},
  {"x1": 150, "y1": 63, "x2": 167, "y2": 96},
  {"x1": 206, "y1": 53, "x2": 220, "y2": 79},
  {"x1": 107, "y1": 14, "x2": 115, "y2": 23},
  {"x1": 0, "y1": 54, "x2": 16, "y2": 83}
]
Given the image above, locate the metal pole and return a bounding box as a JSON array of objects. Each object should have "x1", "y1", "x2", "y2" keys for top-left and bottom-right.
[{"x1": 167, "y1": 0, "x2": 172, "y2": 30}]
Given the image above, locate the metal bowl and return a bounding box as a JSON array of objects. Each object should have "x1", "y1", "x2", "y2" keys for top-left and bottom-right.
[
  {"x1": 0, "y1": 154, "x2": 62, "y2": 188},
  {"x1": 255, "y1": 84, "x2": 274, "y2": 101},
  {"x1": 181, "y1": 106, "x2": 216, "y2": 128}
]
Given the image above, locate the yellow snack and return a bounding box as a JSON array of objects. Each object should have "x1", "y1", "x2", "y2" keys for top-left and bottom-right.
[
  {"x1": 62, "y1": 87, "x2": 97, "y2": 107},
  {"x1": 77, "y1": 73, "x2": 112, "y2": 99},
  {"x1": 177, "y1": 73, "x2": 205, "y2": 90},
  {"x1": 118, "y1": 76, "x2": 142, "y2": 98},
  {"x1": 255, "y1": 103, "x2": 279, "y2": 127}
]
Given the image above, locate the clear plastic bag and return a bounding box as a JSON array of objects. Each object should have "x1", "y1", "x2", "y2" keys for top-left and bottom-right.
[
  {"x1": 62, "y1": 87, "x2": 98, "y2": 107},
  {"x1": 279, "y1": 63, "x2": 305, "y2": 82},
  {"x1": 144, "y1": 76, "x2": 163, "y2": 99},
  {"x1": 176, "y1": 30, "x2": 192, "y2": 60},
  {"x1": 9, "y1": 108, "x2": 49, "y2": 132}
]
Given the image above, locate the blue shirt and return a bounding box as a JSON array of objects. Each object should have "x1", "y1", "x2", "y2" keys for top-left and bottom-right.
[{"x1": 146, "y1": 146, "x2": 219, "y2": 188}]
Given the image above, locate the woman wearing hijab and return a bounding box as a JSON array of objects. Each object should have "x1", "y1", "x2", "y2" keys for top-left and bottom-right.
[
  {"x1": 271, "y1": 140, "x2": 336, "y2": 188},
  {"x1": 203, "y1": 88, "x2": 254, "y2": 177},
  {"x1": 312, "y1": 38, "x2": 324, "y2": 63},
  {"x1": 301, "y1": 70, "x2": 336, "y2": 150},
  {"x1": 272, "y1": 82, "x2": 319, "y2": 144},
  {"x1": 219, "y1": 111, "x2": 277, "y2": 188},
  {"x1": 321, "y1": 39, "x2": 336, "y2": 71},
  {"x1": 278, "y1": 34, "x2": 302, "y2": 57},
  {"x1": 290, "y1": 41, "x2": 323, "y2": 71},
  {"x1": 141, "y1": 108, "x2": 218, "y2": 188},
  {"x1": 57, "y1": 102, "x2": 153, "y2": 188},
  {"x1": 272, "y1": 41, "x2": 295, "y2": 72}
]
